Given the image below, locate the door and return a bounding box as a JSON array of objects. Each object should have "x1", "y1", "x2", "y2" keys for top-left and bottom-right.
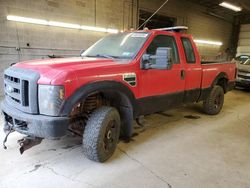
[
  {"x1": 180, "y1": 37, "x2": 202, "y2": 103},
  {"x1": 138, "y1": 34, "x2": 185, "y2": 115}
]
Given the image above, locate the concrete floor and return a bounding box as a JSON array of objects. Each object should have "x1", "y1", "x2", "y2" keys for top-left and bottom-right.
[{"x1": 0, "y1": 89, "x2": 250, "y2": 188}]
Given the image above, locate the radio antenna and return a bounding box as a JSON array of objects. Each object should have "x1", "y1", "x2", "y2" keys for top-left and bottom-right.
[{"x1": 137, "y1": 0, "x2": 170, "y2": 30}]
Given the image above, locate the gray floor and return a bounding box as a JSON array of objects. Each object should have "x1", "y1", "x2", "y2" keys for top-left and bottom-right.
[{"x1": 1, "y1": 89, "x2": 250, "y2": 188}]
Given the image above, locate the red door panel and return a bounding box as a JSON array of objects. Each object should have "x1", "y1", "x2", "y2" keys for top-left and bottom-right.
[
  {"x1": 139, "y1": 34, "x2": 185, "y2": 98},
  {"x1": 140, "y1": 64, "x2": 185, "y2": 97}
]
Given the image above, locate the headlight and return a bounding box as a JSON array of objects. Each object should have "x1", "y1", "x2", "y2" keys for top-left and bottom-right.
[{"x1": 38, "y1": 85, "x2": 65, "y2": 116}]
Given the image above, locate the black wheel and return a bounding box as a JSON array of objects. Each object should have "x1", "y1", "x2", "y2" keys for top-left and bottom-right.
[
  {"x1": 82, "y1": 106, "x2": 121, "y2": 162},
  {"x1": 203, "y1": 85, "x2": 224, "y2": 115}
]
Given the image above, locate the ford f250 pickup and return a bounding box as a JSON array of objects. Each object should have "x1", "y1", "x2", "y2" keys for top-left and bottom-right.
[{"x1": 2, "y1": 27, "x2": 236, "y2": 162}]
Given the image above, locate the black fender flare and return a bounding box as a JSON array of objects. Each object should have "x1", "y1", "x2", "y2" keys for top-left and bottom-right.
[
  {"x1": 212, "y1": 72, "x2": 229, "y2": 92},
  {"x1": 60, "y1": 80, "x2": 137, "y2": 116},
  {"x1": 212, "y1": 72, "x2": 228, "y2": 86},
  {"x1": 199, "y1": 72, "x2": 229, "y2": 101}
]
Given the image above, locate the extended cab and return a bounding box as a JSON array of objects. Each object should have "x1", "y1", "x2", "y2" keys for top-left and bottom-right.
[{"x1": 2, "y1": 27, "x2": 236, "y2": 162}]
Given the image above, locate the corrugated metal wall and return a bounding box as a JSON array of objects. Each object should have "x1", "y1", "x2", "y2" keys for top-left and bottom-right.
[{"x1": 237, "y1": 24, "x2": 250, "y2": 56}]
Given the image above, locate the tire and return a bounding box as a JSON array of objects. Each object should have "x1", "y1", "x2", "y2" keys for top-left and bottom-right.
[
  {"x1": 82, "y1": 106, "x2": 121, "y2": 162},
  {"x1": 203, "y1": 85, "x2": 224, "y2": 115}
]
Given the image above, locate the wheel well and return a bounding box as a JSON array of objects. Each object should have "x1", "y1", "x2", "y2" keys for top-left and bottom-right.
[
  {"x1": 69, "y1": 91, "x2": 134, "y2": 139},
  {"x1": 216, "y1": 78, "x2": 228, "y2": 93},
  {"x1": 103, "y1": 91, "x2": 134, "y2": 138}
]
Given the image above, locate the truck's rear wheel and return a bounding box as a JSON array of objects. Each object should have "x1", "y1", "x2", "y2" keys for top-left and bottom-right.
[
  {"x1": 203, "y1": 85, "x2": 224, "y2": 115},
  {"x1": 82, "y1": 106, "x2": 121, "y2": 162}
]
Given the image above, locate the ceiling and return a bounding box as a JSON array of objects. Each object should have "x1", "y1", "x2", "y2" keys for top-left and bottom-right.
[{"x1": 187, "y1": 0, "x2": 250, "y2": 23}]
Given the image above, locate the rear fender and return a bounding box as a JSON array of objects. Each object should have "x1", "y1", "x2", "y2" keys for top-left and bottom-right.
[
  {"x1": 199, "y1": 72, "x2": 229, "y2": 101},
  {"x1": 212, "y1": 72, "x2": 229, "y2": 93}
]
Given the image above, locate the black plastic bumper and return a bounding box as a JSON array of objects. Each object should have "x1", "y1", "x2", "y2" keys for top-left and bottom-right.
[
  {"x1": 1, "y1": 100, "x2": 70, "y2": 139},
  {"x1": 227, "y1": 81, "x2": 235, "y2": 92},
  {"x1": 236, "y1": 80, "x2": 250, "y2": 88}
]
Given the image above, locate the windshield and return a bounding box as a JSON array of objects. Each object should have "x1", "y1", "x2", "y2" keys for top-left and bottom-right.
[
  {"x1": 82, "y1": 32, "x2": 149, "y2": 60},
  {"x1": 243, "y1": 59, "x2": 250, "y2": 65},
  {"x1": 235, "y1": 55, "x2": 249, "y2": 64}
]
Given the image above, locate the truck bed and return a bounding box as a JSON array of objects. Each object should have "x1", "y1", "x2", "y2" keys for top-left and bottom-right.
[{"x1": 201, "y1": 62, "x2": 236, "y2": 89}]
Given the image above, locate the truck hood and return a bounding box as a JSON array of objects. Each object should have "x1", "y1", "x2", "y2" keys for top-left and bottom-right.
[
  {"x1": 15, "y1": 57, "x2": 127, "y2": 72},
  {"x1": 14, "y1": 57, "x2": 130, "y2": 84}
]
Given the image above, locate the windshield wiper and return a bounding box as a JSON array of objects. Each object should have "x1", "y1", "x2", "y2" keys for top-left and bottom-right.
[{"x1": 84, "y1": 54, "x2": 118, "y2": 59}]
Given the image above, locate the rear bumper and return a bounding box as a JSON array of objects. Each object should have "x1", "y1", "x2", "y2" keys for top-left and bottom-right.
[{"x1": 1, "y1": 100, "x2": 70, "y2": 139}]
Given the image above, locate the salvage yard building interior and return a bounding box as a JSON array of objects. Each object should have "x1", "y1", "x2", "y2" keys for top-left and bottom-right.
[{"x1": 1, "y1": 0, "x2": 250, "y2": 187}]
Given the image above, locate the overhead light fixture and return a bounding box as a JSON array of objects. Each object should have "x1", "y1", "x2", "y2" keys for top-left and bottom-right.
[
  {"x1": 7, "y1": 15, "x2": 119, "y2": 33},
  {"x1": 80, "y1": 25, "x2": 107, "y2": 32},
  {"x1": 219, "y1": 2, "x2": 242, "y2": 12},
  {"x1": 7, "y1": 15, "x2": 48, "y2": 25},
  {"x1": 48, "y1": 21, "x2": 81, "y2": 29},
  {"x1": 194, "y1": 39, "x2": 223, "y2": 46},
  {"x1": 107, "y1": 28, "x2": 119, "y2": 34}
]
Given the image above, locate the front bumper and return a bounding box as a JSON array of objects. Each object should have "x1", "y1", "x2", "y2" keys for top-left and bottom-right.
[
  {"x1": 227, "y1": 81, "x2": 235, "y2": 92},
  {"x1": 1, "y1": 100, "x2": 70, "y2": 139},
  {"x1": 236, "y1": 79, "x2": 250, "y2": 88}
]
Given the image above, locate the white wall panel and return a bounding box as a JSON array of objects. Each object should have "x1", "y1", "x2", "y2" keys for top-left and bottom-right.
[
  {"x1": 240, "y1": 24, "x2": 250, "y2": 32},
  {"x1": 239, "y1": 32, "x2": 250, "y2": 39},
  {"x1": 238, "y1": 39, "x2": 250, "y2": 46},
  {"x1": 237, "y1": 24, "x2": 250, "y2": 56}
]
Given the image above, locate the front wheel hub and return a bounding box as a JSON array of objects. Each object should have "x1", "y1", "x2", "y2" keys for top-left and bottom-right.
[
  {"x1": 103, "y1": 120, "x2": 117, "y2": 151},
  {"x1": 107, "y1": 130, "x2": 112, "y2": 140}
]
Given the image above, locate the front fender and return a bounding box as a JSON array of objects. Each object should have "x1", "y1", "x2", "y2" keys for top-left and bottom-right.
[{"x1": 59, "y1": 81, "x2": 137, "y2": 116}]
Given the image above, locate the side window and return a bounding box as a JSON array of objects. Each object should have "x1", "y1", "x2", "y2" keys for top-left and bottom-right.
[
  {"x1": 181, "y1": 38, "x2": 196, "y2": 64},
  {"x1": 146, "y1": 35, "x2": 180, "y2": 64}
]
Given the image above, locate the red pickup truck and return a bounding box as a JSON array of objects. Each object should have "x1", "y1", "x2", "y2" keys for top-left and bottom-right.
[{"x1": 2, "y1": 27, "x2": 236, "y2": 162}]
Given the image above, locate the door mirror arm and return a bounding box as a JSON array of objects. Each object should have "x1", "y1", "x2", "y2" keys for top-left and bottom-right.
[
  {"x1": 80, "y1": 49, "x2": 85, "y2": 57},
  {"x1": 142, "y1": 54, "x2": 152, "y2": 69}
]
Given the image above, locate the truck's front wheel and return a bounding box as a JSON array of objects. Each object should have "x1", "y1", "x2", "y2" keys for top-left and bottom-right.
[
  {"x1": 203, "y1": 85, "x2": 224, "y2": 115},
  {"x1": 82, "y1": 106, "x2": 121, "y2": 162}
]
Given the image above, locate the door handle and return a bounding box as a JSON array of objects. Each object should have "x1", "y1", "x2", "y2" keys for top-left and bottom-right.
[{"x1": 181, "y1": 70, "x2": 185, "y2": 80}]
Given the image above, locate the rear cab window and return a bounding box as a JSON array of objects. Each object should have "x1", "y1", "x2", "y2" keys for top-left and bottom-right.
[{"x1": 181, "y1": 37, "x2": 196, "y2": 64}]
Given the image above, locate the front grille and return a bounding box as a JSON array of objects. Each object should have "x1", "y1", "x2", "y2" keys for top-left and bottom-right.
[
  {"x1": 5, "y1": 74, "x2": 20, "y2": 83},
  {"x1": 238, "y1": 69, "x2": 250, "y2": 74},
  {"x1": 238, "y1": 70, "x2": 250, "y2": 80},
  {"x1": 4, "y1": 74, "x2": 29, "y2": 106},
  {"x1": 4, "y1": 67, "x2": 40, "y2": 114},
  {"x1": 238, "y1": 74, "x2": 250, "y2": 80}
]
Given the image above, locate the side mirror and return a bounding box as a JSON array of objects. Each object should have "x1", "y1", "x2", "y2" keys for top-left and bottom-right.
[
  {"x1": 142, "y1": 47, "x2": 173, "y2": 70},
  {"x1": 80, "y1": 49, "x2": 85, "y2": 56}
]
